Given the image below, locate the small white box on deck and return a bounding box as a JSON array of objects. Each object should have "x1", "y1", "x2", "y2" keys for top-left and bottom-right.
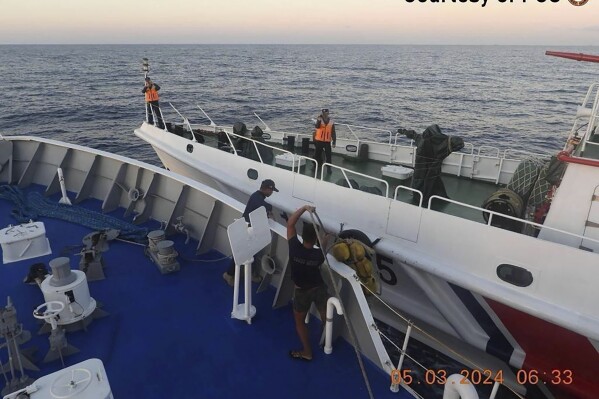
[
  {"x1": 381, "y1": 165, "x2": 414, "y2": 180},
  {"x1": 0, "y1": 221, "x2": 52, "y2": 264}
]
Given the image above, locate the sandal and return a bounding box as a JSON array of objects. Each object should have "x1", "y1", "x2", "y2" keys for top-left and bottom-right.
[{"x1": 289, "y1": 350, "x2": 312, "y2": 361}]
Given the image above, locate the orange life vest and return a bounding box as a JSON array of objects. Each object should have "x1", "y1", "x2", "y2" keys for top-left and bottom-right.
[
  {"x1": 145, "y1": 86, "x2": 159, "y2": 102},
  {"x1": 314, "y1": 119, "x2": 334, "y2": 142}
]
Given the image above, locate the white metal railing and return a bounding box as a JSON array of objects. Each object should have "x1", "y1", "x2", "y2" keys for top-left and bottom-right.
[
  {"x1": 169, "y1": 103, "x2": 197, "y2": 143},
  {"x1": 294, "y1": 154, "x2": 318, "y2": 178},
  {"x1": 146, "y1": 102, "x2": 168, "y2": 132},
  {"x1": 324, "y1": 162, "x2": 389, "y2": 198},
  {"x1": 394, "y1": 185, "x2": 423, "y2": 207},
  {"x1": 253, "y1": 112, "x2": 272, "y2": 132},
  {"x1": 477, "y1": 146, "x2": 500, "y2": 158},
  {"x1": 186, "y1": 117, "x2": 534, "y2": 177},
  {"x1": 196, "y1": 105, "x2": 217, "y2": 127},
  {"x1": 155, "y1": 109, "x2": 598, "y2": 250},
  {"x1": 169, "y1": 114, "x2": 391, "y2": 194},
  {"x1": 461, "y1": 143, "x2": 474, "y2": 155},
  {"x1": 503, "y1": 148, "x2": 550, "y2": 159},
  {"x1": 336, "y1": 122, "x2": 394, "y2": 144},
  {"x1": 568, "y1": 83, "x2": 599, "y2": 154},
  {"x1": 427, "y1": 195, "x2": 599, "y2": 248}
]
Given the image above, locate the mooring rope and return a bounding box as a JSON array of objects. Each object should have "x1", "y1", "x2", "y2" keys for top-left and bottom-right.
[{"x1": 0, "y1": 185, "x2": 148, "y2": 243}]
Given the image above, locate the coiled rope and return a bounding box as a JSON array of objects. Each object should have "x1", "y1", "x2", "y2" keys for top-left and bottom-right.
[{"x1": 0, "y1": 185, "x2": 148, "y2": 243}]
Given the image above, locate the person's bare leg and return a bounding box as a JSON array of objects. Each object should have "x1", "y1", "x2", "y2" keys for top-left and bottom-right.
[
  {"x1": 293, "y1": 310, "x2": 312, "y2": 359},
  {"x1": 318, "y1": 306, "x2": 327, "y2": 346}
]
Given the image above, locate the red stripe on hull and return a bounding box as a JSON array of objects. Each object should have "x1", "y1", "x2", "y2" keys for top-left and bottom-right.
[{"x1": 487, "y1": 299, "x2": 599, "y2": 399}]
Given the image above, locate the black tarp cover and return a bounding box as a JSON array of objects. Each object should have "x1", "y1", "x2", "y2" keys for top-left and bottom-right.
[{"x1": 402, "y1": 124, "x2": 464, "y2": 205}]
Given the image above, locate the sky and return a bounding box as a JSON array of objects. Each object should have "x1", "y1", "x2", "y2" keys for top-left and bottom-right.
[{"x1": 0, "y1": 0, "x2": 598, "y2": 45}]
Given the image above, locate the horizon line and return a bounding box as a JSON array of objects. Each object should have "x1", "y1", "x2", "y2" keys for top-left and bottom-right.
[{"x1": 1, "y1": 43, "x2": 598, "y2": 47}]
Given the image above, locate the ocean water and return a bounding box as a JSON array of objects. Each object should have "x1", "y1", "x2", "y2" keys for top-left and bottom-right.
[{"x1": 1, "y1": 44, "x2": 598, "y2": 167}]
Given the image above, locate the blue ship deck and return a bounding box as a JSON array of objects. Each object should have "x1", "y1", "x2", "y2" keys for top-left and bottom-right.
[{"x1": 0, "y1": 185, "x2": 411, "y2": 399}]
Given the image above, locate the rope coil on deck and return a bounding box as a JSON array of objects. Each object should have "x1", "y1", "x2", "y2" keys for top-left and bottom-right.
[{"x1": 0, "y1": 185, "x2": 148, "y2": 243}]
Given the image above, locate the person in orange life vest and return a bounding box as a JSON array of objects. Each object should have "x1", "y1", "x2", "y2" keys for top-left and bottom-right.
[
  {"x1": 313, "y1": 108, "x2": 336, "y2": 174},
  {"x1": 142, "y1": 77, "x2": 164, "y2": 129}
]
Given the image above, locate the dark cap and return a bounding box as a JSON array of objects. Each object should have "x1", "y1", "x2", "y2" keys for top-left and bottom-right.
[
  {"x1": 261, "y1": 179, "x2": 279, "y2": 192},
  {"x1": 321, "y1": 108, "x2": 329, "y2": 113},
  {"x1": 145, "y1": 77, "x2": 151, "y2": 81}
]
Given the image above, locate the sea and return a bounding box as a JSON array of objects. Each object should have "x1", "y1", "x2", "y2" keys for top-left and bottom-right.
[
  {"x1": 0, "y1": 44, "x2": 597, "y2": 399},
  {"x1": 1, "y1": 44, "x2": 598, "y2": 167}
]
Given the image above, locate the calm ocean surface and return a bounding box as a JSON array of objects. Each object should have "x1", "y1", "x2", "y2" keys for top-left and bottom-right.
[{"x1": 1, "y1": 44, "x2": 598, "y2": 166}]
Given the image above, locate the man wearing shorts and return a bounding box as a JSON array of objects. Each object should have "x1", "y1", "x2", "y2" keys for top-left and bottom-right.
[{"x1": 287, "y1": 205, "x2": 329, "y2": 361}]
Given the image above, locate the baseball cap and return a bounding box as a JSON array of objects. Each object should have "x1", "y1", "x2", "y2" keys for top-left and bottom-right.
[
  {"x1": 261, "y1": 179, "x2": 279, "y2": 192},
  {"x1": 321, "y1": 108, "x2": 329, "y2": 113}
]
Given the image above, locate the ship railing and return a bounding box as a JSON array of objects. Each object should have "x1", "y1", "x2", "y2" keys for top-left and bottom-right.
[
  {"x1": 169, "y1": 103, "x2": 197, "y2": 142},
  {"x1": 146, "y1": 101, "x2": 169, "y2": 132},
  {"x1": 322, "y1": 163, "x2": 390, "y2": 198},
  {"x1": 191, "y1": 115, "x2": 532, "y2": 183},
  {"x1": 212, "y1": 127, "x2": 316, "y2": 172},
  {"x1": 427, "y1": 195, "x2": 599, "y2": 249},
  {"x1": 189, "y1": 120, "x2": 392, "y2": 194},
  {"x1": 568, "y1": 83, "x2": 599, "y2": 155},
  {"x1": 502, "y1": 148, "x2": 551, "y2": 159},
  {"x1": 394, "y1": 185, "x2": 423, "y2": 207}
]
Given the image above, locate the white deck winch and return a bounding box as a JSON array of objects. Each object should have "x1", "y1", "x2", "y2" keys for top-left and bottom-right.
[
  {"x1": 40, "y1": 257, "x2": 97, "y2": 326},
  {"x1": 0, "y1": 221, "x2": 52, "y2": 264},
  {"x1": 2, "y1": 358, "x2": 112, "y2": 399}
]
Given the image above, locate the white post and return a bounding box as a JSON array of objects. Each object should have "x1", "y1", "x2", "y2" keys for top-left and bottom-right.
[
  {"x1": 226, "y1": 207, "x2": 270, "y2": 325},
  {"x1": 57, "y1": 168, "x2": 72, "y2": 205},
  {"x1": 324, "y1": 297, "x2": 343, "y2": 354},
  {"x1": 232, "y1": 263, "x2": 241, "y2": 313},
  {"x1": 244, "y1": 259, "x2": 252, "y2": 324},
  {"x1": 488, "y1": 381, "x2": 500, "y2": 399},
  {"x1": 390, "y1": 324, "x2": 412, "y2": 393},
  {"x1": 231, "y1": 257, "x2": 256, "y2": 324}
]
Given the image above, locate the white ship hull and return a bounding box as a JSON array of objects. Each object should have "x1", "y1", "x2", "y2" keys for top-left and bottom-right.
[{"x1": 136, "y1": 114, "x2": 599, "y2": 399}]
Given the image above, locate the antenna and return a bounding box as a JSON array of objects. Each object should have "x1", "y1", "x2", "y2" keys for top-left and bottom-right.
[{"x1": 142, "y1": 58, "x2": 150, "y2": 78}]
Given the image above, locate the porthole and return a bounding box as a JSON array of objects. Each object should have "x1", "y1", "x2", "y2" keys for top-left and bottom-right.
[
  {"x1": 186, "y1": 144, "x2": 194, "y2": 153},
  {"x1": 247, "y1": 169, "x2": 258, "y2": 180},
  {"x1": 346, "y1": 145, "x2": 358, "y2": 153},
  {"x1": 496, "y1": 264, "x2": 533, "y2": 287}
]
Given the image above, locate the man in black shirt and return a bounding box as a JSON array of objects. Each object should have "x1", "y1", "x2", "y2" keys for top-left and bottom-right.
[
  {"x1": 287, "y1": 205, "x2": 329, "y2": 361},
  {"x1": 223, "y1": 179, "x2": 278, "y2": 285}
]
